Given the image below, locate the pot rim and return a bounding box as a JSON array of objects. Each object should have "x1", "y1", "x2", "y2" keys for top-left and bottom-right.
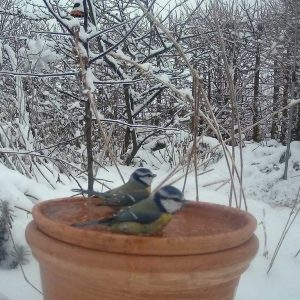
[{"x1": 31, "y1": 197, "x2": 257, "y2": 256}]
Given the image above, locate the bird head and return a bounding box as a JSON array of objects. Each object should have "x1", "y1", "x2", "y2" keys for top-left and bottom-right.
[
  {"x1": 130, "y1": 168, "x2": 157, "y2": 186},
  {"x1": 154, "y1": 185, "x2": 184, "y2": 214},
  {"x1": 70, "y1": 0, "x2": 84, "y2": 17}
]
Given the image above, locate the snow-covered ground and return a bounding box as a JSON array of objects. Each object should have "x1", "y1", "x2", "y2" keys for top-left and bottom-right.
[{"x1": 0, "y1": 140, "x2": 299, "y2": 300}]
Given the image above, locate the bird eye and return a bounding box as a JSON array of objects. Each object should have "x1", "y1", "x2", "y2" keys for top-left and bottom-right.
[{"x1": 172, "y1": 197, "x2": 182, "y2": 202}]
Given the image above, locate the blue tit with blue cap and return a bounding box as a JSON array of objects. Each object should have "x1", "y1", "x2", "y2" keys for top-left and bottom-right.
[
  {"x1": 72, "y1": 168, "x2": 156, "y2": 207},
  {"x1": 72, "y1": 185, "x2": 185, "y2": 235}
]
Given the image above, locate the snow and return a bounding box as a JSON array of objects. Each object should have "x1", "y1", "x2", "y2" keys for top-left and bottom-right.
[
  {"x1": 289, "y1": 99, "x2": 300, "y2": 106},
  {"x1": 26, "y1": 38, "x2": 61, "y2": 72},
  {"x1": 115, "y1": 49, "x2": 132, "y2": 61},
  {"x1": 156, "y1": 73, "x2": 170, "y2": 83},
  {"x1": 0, "y1": 41, "x2": 3, "y2": 65},
  {"x1": 0, "y1": 139, "x2": 300, "y2": 300},
  {"x1": 140, "y1": 63, "x2": 153, "y2": 72},
  {"x1": 3, "y1": 44, "x2": 17, "y2": 71},
  {"x1": 178, "y1": 87, "x2": 193, "y2": 99},
  {"x1": 85, "y1": 68, "x2": 98, "y2": 92}
]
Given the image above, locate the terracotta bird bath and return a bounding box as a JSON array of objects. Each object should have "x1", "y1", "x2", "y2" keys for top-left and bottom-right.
[{"x1": 26, "y1": 197, "x2": 258, "y2": 300}]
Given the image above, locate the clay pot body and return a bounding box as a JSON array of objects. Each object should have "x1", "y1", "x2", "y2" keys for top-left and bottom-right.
[{"x1": 26, "y1": 198, "x2": 258, "y2": 300}]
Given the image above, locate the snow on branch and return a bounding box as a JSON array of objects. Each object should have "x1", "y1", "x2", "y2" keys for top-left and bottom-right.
[{"x1": 0, "y1": 71, "x2": 76, "y2": 78}]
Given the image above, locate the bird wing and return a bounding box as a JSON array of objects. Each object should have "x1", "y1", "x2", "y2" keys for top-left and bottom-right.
[
  {"x1": 114, "y1": 199, "x2": 161, "y2": 224},
  {"x1": 106, "y1": 178, "x2": 149, "y2": 195},
  {"x1": 72, "y1": 188, "x2": 105, "y2": 197},
  {"x1": 72, "y1": 216, "x2": 115, "y2": 227},
  {"x1": 102, "y1": 188, "x2": 150, "y2": 206},
  {"x1": 72, "y1": 198, "x2": 160, "y2": 228}
]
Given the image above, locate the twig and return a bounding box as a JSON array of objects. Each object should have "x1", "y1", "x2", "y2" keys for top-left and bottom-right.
[
  {"x1": 259, "y1": 209, "x2": 269, "y2": 259},
  {"x1": 8, "y1": 228, "x2": 43, "y2": 295},
  {"x1": 73, "y1": 26, "x2": 125, "y2": 184},
  {"x1": 0, "y1": 150, "x2": 80, "y2": 171},
  {"x1": 215, "y1": 179, "x2": 231, "y2": 191},
  {"x1": 267, "y1": 186, "x2": 300, "y2": 273},
  {"x1": 14, "y1": 206, "x2": 32, "y2": 215},
  {"x1": 135, "y1": 0, "x2": 247, "y2": 209},
  {"x1": 0, "y1": 71, "x2": 76, "y2": 78},
  {"x1": 197, "y1": 168, "x2": 214, "y2": 177},
  {"x1": 202, "y1": 178, "x2": 230, "y2": 188}
]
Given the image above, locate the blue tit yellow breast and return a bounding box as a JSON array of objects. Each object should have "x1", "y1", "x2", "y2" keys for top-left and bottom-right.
[{"x1": 110, "y1": 213, "x2": 173, "y2": 235}]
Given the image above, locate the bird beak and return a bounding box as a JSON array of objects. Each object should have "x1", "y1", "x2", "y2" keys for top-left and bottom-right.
[{"x1": 152, "y1": 173, "x2": 157, "y2": 177}]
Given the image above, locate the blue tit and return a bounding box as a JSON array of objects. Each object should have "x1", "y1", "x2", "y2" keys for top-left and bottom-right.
[
  {"x1": 70, "y1": 0, "x2": 85, "y2": 18},
  {"x1": 72, "y1": 185, "x2": 185, "y2": 235},
  {"x1": 72, "y1": 168, "x2": 156, "y2": 207}
]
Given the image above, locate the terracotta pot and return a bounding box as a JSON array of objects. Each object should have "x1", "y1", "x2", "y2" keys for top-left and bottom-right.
[{"x1": 26, "y1": 197, "x2": 258, "y2": 300}]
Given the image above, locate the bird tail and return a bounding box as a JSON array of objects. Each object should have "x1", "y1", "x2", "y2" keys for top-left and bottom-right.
[
  {"x1": 72, "y1": 217, "x2": 114, "y2": 228},
  {"x1": 71, "y1": 188, "x2": 105, "y2": 197}
]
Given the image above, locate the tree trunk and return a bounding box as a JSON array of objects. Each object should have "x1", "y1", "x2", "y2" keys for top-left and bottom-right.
[
  {"x1": 291, "y1": 68, "x2": 300, "y2": 141},
  {"x1": 252, "y1": 41, "x2": 261, "y2": 142},
  {"x1": 123, "y1": 85, "x2": 138, "y2": 165},
  {"x1": 207, "y1": 57, "x2": 212, "y2": 102},
  {"x1": 85, "y1": 96, "x2": 94, "y2": 190},
  {"x1": 295, "y1": 104, "x2": 300, "y2": 141},
  {"x1": 271, "y1": 60, "x2": 280, "y2": 140},
  {"x1": 280, "y1": 68, "x2": 290, "y2": 145}
]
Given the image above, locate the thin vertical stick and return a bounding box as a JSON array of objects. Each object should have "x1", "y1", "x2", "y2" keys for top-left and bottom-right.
[
  {"x1": 136, "y1": 1, "x2": 245, "y2": 208},
  {"x1": 8, "y1": 228, "x2": 43, "y2": 295},
  {"x1": 267, "y1": 187, "x2": 300, "y2": 273},
  {"x1": 193, "y1": 74, "x2": 201, "y2": 201},
  {"x1": 283, "y1": 0, "x2": 298, "y2": 180},
  {"x1": 74, "y1": 26, "x2": 94, "y2": 192}
]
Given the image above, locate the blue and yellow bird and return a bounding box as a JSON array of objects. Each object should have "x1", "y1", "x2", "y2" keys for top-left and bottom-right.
[
  {"x1": 70, "y1": 0, "x2": 85, "y2": 18},
  {"x1": 72, "y1": 168, "x2": 156, "y2": 207},
  {"x1": 72, "y1": 185, "x2": 185, "y2": 235}
]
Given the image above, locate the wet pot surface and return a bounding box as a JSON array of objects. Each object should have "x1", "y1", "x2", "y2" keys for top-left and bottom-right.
[{"x1": 31, "y1": 197, "x2": 257, "y2": 255}]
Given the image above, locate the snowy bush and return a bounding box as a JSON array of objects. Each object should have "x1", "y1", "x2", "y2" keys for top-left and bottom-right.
[{"x1": 0, "y1": 201, "x2": 13, "y2": 265}]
